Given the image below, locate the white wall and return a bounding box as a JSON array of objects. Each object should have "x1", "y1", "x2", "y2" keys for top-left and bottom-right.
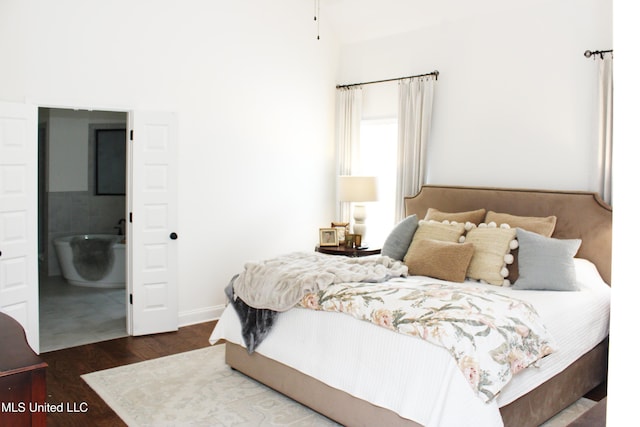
[
  {"x1": 338, "y1": 0, "x2": 612, "y2": 191},
  {"x1": 0, "y1": 0, "x2": 340, "y2": 324}
]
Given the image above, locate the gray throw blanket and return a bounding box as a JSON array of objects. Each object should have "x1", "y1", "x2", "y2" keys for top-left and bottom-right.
[
  {"x1": 228, "y1": 252, "x2": 408, "y2": 352},
  {"x1": 233, "y1": 251, "x2": 408, "y2": 311}
]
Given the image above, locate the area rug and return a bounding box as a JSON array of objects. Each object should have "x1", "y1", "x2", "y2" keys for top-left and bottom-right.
[{"x1": 82, "y1": 344, "x2": 596, "y2": 426}]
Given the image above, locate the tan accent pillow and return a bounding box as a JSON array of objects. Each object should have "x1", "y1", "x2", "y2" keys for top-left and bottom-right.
[
  {"x1": 485, "y1": 211, "x2": 557, "y2": 283},
  {"x1": 465, "y1": 226, "x2": 517, "y2": 286},
  {"x1": 484, "y1": 211, "x2": 556, "y2": 236},
  {"x1": 410, "y1": 220, "x2": 466, "y2": 244},
  {"x1": 425, "y1": 208, "x2": 486, "y2": 225},
  {"x1": 404, "y1": 239, "x2": 475, "y2": 282}
]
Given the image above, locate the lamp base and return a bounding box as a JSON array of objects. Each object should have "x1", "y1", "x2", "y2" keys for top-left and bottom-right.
[
  {"x1": 352, "y1": 223, "x2": 366, "y2": 242},
  {"x1": 352, "y1": 204, "x2": 367, "y2": 244}
]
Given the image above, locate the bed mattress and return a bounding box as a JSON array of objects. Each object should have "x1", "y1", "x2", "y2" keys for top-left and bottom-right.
[{"x1": 210, "y1": 258, "x2": 610, "y2": 426}]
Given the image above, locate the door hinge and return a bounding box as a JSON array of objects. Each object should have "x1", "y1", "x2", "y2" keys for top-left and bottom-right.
[
  {"x1": 129, "y1": 212, "x2": 133, "y2": 223},
  {"x1": 129, "y1": 294, "x2": 133, "y2": 304},
  {"x1": 130, "y1": 129, "x2": 134, "y2": 141}
]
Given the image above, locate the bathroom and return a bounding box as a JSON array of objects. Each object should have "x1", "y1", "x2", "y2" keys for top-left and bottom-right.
[{"x1": 38, "y1": 107, "x2": 128, "y2": 352}]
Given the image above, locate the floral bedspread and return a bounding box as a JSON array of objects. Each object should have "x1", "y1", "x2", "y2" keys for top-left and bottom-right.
[{"x1": 298, "y1": 280, "x2": 556, "y2": 402}]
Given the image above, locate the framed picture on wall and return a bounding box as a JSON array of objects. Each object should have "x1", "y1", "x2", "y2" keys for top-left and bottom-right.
[{"x1": 95, "y1": 128, "x2": 126, "y2": 195}]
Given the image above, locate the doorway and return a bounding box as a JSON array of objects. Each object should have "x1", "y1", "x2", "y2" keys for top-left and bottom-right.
[
  {"x1": 1, "y1": 101, "x2": 179, "y2": 353},
  {"x1": 38, "y1": 107, "x2": 128, "y2": 352}
]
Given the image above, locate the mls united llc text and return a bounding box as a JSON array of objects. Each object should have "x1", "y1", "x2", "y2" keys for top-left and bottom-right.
[{"x1": 2, "y1": 401, "x2": 89, "y2": 413}]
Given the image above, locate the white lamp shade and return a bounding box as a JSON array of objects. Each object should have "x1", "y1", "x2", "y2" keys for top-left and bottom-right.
[{"x1": 337, "y1": 176, "x2": 379, "y2": 202}]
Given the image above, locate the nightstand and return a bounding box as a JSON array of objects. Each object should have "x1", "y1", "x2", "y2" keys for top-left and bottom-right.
[
  {"x1": 0, "y1": 313, "x2": 47, "y2": 427},
  {"x1": 315, "y1": 245, "x2": 381, "y2": 257}
]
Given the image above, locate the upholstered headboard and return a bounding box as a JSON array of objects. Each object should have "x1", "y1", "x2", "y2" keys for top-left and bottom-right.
[{"x1": 405, "y1": 185, "x2": 612, "y2": 285}]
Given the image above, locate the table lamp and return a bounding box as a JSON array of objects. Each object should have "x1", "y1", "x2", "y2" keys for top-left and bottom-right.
[{"x1": 338, "y1": 175, "x2": 378, "y2": 245}]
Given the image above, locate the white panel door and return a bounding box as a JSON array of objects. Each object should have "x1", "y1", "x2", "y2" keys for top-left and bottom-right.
[
  {"x1": 0, "y1": 102, "x2": 39, "y2": 352},
  {"x1": 128, "y1": 111, "x2": 178, "y2": 335}
]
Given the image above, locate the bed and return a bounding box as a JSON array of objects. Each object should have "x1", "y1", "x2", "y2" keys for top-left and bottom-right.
[{"x1": 210, "y1": 185, "x2": 611, "y2": 427}]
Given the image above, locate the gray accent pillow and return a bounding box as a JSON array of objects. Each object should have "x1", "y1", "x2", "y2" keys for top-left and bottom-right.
[
  {"x1": 381, "y1": 215, "x2": 419, "y2": 261},
  {"x1": 512, "y1": 228, "x2": 582, "y2": 291}
]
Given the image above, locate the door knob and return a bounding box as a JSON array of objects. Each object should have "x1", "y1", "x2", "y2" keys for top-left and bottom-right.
[{"x1": 170, "y1": 232, "x2": 178, "y2": 240}]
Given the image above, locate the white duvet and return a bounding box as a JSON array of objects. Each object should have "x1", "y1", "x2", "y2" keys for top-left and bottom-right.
[{"x1": 209, "y1": 258, "x2": 610, "y2": 427}]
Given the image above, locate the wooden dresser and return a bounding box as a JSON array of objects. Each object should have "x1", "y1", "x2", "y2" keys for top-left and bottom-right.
[{"x1": 0, "y1": 312, "x2": 47, "y2": 427}]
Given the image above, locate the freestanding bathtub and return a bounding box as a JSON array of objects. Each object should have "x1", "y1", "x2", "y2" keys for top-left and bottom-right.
[{"x1": 53, "y1": 234, "x2": 126, "y2": 288}]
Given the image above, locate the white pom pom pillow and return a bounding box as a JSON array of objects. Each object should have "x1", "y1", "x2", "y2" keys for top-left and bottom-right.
[
  {"x1": 424, "y1": 208, "x2": 486, "y2": 226},
  {"x1": 464, "y1": 222, "x2": 518, "y2": 286},
  {"x1": 408, "y1": 220, "x2": 467, "y2": 244}
]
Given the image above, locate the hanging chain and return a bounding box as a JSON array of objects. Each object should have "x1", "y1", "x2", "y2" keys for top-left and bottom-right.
[{"x1": 314, "y1": 0, "x2": 320, "y2": 40}]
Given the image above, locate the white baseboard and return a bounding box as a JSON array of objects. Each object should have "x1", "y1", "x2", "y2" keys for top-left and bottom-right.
[{"x1": 178, "y1": 304, "x2": 226, "y2": 327}]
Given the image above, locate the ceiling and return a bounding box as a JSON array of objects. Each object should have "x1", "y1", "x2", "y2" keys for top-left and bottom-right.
[{"x1": 320, "y1": 0, "x2": 530, "y2": 44}]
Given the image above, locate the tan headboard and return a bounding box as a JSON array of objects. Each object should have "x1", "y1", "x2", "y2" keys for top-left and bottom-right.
[{"x1": 405, "y1": 185, "x2": 612, "y2": 285}]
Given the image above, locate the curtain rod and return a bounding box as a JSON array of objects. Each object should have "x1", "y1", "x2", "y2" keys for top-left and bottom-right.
[
  {"x1": 336, "y1": 70, "x2": 439, "y2": 89},
  {"x1": 584, "y1": 49, "x2": 613, "y2": 59}
]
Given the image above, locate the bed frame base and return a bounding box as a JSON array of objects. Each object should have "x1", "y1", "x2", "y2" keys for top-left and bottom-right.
[
  {"x1": 225, "y1": 342, "x2": 422, "y2": 427},
  {"x1": 500, "y1": 338, "x2": 607, "y2": 427},
  {"x1": 226, "y1": 340, "x2": 607, "y2": 427}
]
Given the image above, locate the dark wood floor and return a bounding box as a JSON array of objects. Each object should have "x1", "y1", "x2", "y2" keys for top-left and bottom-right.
[
  {"x1": 40, "y1": 320, "x2": 218, "y2": 427},
  {"x1": 39, "y1": 319, "x2": 606, "y2": 427}
]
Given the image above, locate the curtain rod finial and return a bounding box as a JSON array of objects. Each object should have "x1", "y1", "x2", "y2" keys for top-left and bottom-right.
[{"x1": 584, "y1": 50, "x2": 593, "y2": 58}]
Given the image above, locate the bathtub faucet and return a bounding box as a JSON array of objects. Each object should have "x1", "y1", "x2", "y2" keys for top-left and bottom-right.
[{"x1": 114, "y1": 218, "x2": 126, "y2": 235}]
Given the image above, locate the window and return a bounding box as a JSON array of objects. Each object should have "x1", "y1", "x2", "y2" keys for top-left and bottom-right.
[{"x1": 359, "y1": 118, "x2": 398, "y2": 246}]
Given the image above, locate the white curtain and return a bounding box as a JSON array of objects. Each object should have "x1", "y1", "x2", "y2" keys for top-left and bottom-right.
[
  {"x1": 395, "y1": 76, "x2": 435, "y2": 221},
  {"x1": 597, "y1": 54, "x2": 613, "y2": 205},
  {"x1": 335, "y1": 86, "x2": 363, "y2": 222}
]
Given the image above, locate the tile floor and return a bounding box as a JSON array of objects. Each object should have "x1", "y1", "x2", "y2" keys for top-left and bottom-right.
[{"x1": 39, "y1": 275, "x2": 128, "y2": 353}]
